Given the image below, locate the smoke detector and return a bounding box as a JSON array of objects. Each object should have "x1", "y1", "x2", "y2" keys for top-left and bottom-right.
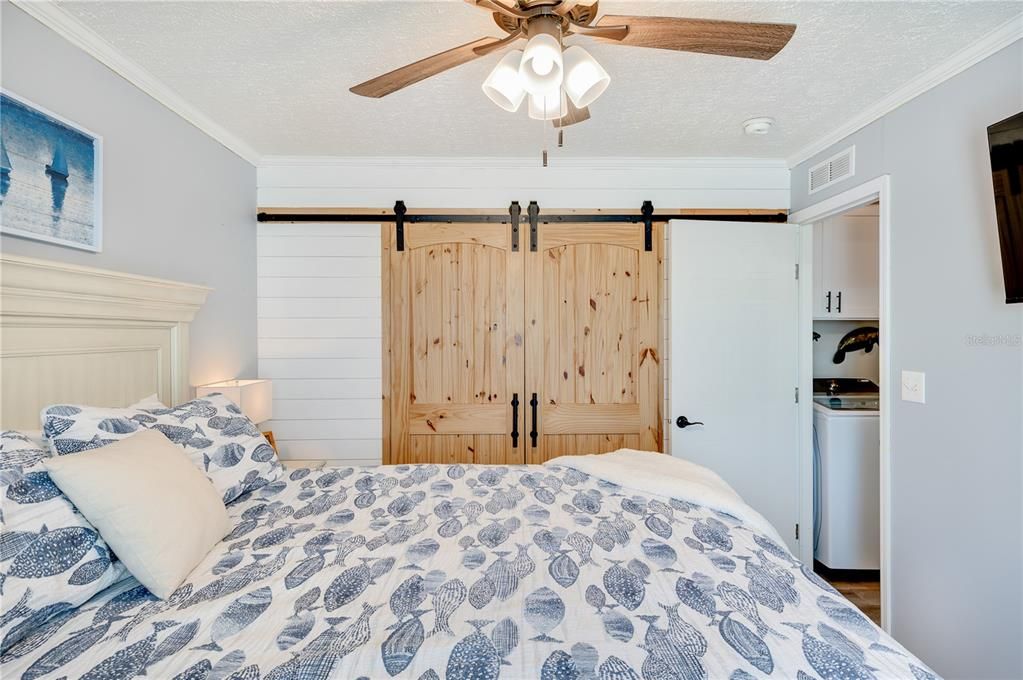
[{"x1": 743, "y1": 117, "x2": 775, "y2": 135}]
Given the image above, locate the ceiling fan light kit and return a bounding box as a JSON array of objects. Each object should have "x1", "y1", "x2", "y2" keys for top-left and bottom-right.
[
  {"x1": 482, "y1": 49, "x2": 527, "y2": 111},
  {"x1": 519, "y1": 15, "x2": 565, "y2": 94},
  {"x1": 528, "y1": 89, "x2": 568, "y2": 121},
  {"x1": 562, "y1": 45, "x2": 610, "y2": 108},
  {"x1": 352, "y1": 0, "x2": 796, "y2": 141}
]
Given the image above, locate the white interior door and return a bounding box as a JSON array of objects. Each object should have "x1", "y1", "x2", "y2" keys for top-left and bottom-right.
[{"x1": 670, "y1": 220, "x2": 800, "y2": 551}]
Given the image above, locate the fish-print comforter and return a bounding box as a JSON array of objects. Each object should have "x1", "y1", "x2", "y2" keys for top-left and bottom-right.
[{"x1": 1, "y1": 456, "x2": 938, "y2": 680}]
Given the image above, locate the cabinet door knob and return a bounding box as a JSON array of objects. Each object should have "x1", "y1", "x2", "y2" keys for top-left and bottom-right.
[
  {"x1": 836, "y1": 291, "x2": 842, "y2": 313},
  {"x1": 826, "y1": 291, "x2": 832, "y2": 313}
]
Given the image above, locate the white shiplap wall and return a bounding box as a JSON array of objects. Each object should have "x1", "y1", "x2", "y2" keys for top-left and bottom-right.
[
  {"x1": 257, "y1": 156, "x2": 791, "y2": 461},
  {"x1": 258, "y1": 157, "x2": 791, "y2": 209},
  {"x1": 257, "y1": 223, "x2": 382, "y2": 464}
]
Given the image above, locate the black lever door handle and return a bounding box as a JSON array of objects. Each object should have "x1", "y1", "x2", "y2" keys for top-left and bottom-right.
[
  {"x1": 676, "y1": 416, "x2": 704, "y2": 429},
  {"x1": 529, "y1": 393, "x2": 538, "y2": 447},
  {"x1": 510, "y1": 393, "x2": 519, "y2": 448}
]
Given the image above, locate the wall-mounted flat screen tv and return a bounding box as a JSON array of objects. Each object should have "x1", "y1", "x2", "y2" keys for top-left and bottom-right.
[{"x1": 988, "y1": 111, "x2": 1023, "y2": 304}]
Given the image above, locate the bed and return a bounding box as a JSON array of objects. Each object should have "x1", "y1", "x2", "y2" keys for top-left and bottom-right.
[{"x1": 0, "y1": 255, "x2": 937, "y2": 679}]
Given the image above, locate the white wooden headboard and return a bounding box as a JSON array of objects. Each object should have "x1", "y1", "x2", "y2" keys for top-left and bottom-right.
[{"x1": 0, "y1": 254, "x2": 211, "y2": 430}]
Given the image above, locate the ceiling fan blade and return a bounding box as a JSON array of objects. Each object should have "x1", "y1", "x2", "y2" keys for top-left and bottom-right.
[
  {"x1": 568, "y1": 21, "x2": 628, "y2": 41},
  {"x1": 351, "y1": 37, "x2": 505, "y2": 98},
  {"x1": 594, "y1": 15, "x2": 795, "y2": 60},
  {"x1": 554, "y1": 101, "x2": 590, "y2": 128},
  {"x1": 473, "y1": 28, "x2": 523, "y2": 56}
]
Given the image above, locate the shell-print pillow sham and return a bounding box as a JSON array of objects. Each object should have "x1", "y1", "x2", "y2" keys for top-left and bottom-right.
[
  {"x1": 0, "y1": 431, "x2": 130, "y2": 657},
  {"x1": 41, "y1": 394, "x2": 283, "y2": 504}
]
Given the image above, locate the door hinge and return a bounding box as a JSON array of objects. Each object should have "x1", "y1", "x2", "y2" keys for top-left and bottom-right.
[
  {"x1": 795, "y1": 263, "x2": 800, "y2": 280},
  {"x1": 795, "y1": 523, "x2": 800, "y2": 540},
  {"x1": 794, "y1": 387, "x2": 799, "y2": 403}
]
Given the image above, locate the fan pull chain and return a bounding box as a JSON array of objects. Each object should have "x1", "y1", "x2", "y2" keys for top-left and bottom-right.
[{"x1": 541, "y1": 95, "x2": 549, "y2": 167}]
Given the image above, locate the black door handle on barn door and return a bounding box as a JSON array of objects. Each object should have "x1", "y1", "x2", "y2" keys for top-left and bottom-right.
[
  {"x1": 676, "y1": 416, "x2": 704, "y2": 429},
  {"x1": 529, "y1": 393, "x2": 538, "y2": 447},
  {"x1": 510, "y1": 393, "x2": 519, "y2": 448}
]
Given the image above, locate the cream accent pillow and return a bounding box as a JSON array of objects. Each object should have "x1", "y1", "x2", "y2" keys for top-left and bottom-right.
[{"x1": 43, "y1": 429, "x2": 230, "y2": 599}]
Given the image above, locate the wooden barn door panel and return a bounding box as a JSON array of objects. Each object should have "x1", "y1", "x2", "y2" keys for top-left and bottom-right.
[
  {"x1": 525, "y1": 222, "x2": 663, "y2": 463},
  {"x1": 386, "y1": 222, "x2": 525, "y2": 464}
]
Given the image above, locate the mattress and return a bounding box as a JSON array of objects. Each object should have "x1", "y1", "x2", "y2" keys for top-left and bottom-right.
[{"x1": 0, "y1": 453, "x2": 938, "y2": 679}]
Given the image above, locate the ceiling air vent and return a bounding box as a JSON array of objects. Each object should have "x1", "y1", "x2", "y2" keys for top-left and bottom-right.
[{"x1": 808, "y1": 146, "x2": 855, "y2": 194}]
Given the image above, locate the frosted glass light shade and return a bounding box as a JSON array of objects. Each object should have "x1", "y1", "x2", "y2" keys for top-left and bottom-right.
[
  {"x1": 563, "y1": 46, "x2": 610, "y2": 108},
  {"x1": 196, "y1": 379, "x2": 272, "y2": 424},
  {"x1": 519, "y1": 33, "x2": 564, "y2": 95},
  {"x1": 482, "y1": 50, "x2": 526, "y2": 112},
  {"x1": 528, "y1": 90, "x2": 568, "y2": 121}
]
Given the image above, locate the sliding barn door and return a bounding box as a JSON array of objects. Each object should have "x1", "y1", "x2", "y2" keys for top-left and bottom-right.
[
  {"x1": 525, "y1": 222, "x2": 663, "y2": 462},
  {"x1": 385, "y1": 222, "x2": 525, "y2": 465}
]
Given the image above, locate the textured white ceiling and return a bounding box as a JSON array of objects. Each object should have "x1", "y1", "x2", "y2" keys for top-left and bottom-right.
[{"x1": 55, "y1": 0, "x2": 1022, "y2": 158}]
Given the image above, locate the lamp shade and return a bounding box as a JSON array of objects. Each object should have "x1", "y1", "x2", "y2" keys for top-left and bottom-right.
[
  {"x1": 528, "y1": 90, "x2": 568, "y2": 121},
  {"x1": 196, "y1": 379, "x2": 272, "y2": 424},
  {"x1": 562, "y1": 46, "x2": 610, "y2": 108},
  {"x1": 519, "y1": 18, "x2": 563, "y2": 95},
  {"x1": 482, "y1": 50, "x2": 526, "y2": 112}
]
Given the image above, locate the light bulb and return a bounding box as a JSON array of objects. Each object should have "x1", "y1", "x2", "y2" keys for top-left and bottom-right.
[
  {"x1": 518, "y1": 16, "x2": 563, "y2": 95},
  {"x1": 532, "y1": 53, "x2": 554, "y2": 76}
]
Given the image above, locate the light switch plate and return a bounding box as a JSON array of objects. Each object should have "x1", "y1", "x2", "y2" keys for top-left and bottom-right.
[{"x1": 901, "y1": 370, "x2": 925, "y2": 403}]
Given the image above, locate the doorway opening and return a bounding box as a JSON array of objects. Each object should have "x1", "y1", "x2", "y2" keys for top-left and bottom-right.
[
  {"x1": 810, "y1": 201, "x2": 882, "y2": 625},
  {"x1": 790, "y1": 176, "x2": 892, "y2": 632}
]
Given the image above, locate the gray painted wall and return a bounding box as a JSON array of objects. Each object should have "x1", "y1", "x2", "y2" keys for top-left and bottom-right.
[
  {"x1": 792, "y1": 42, "x2": 1023, "y2": 680},
  {"x1": 1, "y1": 4, "x2": 257, "y2": 388}
]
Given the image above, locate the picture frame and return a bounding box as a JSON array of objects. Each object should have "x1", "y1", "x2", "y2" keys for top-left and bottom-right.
[{"x1": 0, "y1": 89, "x2": 103, "y2": 252}]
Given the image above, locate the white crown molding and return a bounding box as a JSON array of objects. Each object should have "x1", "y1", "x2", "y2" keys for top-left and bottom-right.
[
  {"x1": 787, "y1": 13, "x2": 1023, "y2": 168},
  {"x1": 258, "y1": 156, "x2": 790, "y2": 170},
  {"x1": 11, "y1": 0, "x2": 261, "y2": 166}
]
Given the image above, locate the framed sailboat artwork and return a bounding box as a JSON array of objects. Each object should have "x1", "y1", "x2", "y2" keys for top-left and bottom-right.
[{"x1": 0, "y1": 90, "x2": 102, "y2": 252}]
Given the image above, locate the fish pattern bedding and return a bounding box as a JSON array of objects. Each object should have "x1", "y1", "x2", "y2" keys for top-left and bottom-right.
[{"x1": 1, "y1": 458, "x2": 938, "y2": 680}]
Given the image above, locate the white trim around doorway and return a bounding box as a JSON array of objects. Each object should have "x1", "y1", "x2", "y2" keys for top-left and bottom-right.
[{"x1": 789, "y1": 175, "x2": 893, "y2": 633}]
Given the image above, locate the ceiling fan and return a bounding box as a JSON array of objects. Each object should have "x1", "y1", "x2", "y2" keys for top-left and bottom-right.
[{"x1": 350, "y1": 0, "x2": 796, "y2": 129}]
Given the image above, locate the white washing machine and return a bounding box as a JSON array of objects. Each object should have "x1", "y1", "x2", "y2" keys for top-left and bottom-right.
[{"x1": 813, "y1": 384, "x2": 881, "y2": 571}]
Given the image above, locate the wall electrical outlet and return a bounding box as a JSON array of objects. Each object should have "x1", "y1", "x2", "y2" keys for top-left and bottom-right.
[{"x1": 901, "y1": 370, "x2": 926, "y2": 403}]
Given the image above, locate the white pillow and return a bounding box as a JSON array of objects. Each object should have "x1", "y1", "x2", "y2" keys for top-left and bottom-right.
[{"x1": 43, "y1": 429, "x2": 230, "y2": 599}]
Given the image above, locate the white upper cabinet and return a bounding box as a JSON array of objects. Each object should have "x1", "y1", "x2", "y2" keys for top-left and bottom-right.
[{"x1": 813, "y1": 207, "x2": 879, "y2": 319}]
